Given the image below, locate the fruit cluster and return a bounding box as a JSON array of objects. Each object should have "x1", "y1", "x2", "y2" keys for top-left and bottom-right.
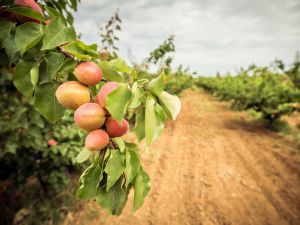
[
  {"x1": 55, "y1": 62, "x2": 129, "y2": 151},
  {"x1": 2, "y1": 0, "x2": 51, "y2": 24}
]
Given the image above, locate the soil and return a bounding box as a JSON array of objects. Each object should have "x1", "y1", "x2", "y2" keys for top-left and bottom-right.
[{"x1": 65, "y1": 89, "x2": 300, "y2": 225}]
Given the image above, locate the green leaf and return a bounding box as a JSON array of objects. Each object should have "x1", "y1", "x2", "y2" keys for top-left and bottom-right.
[
  {"x1": 69, "y1": 0, "x2": 78, "y2": 11},
  {"x1": 76, "y1": 147, "x2": 92, "y2": 163},
  {"x1": 96, "y1": 177, "x2": 127, "y2": 216},
  {"x1": 7, "y1": 6, "x2": 45, "y2": 22},
  {"x1": 145, "y1": 96, "x2": 156, "y2": 145},
  {"x1": 134, "y1": 107, "x2": 145, "y2": 141},
  {"x1": 137, "y1": 78, "x2": 149, "y2": 86},
  {"x1": 60, "y1": 40, "x2": 99, "y2": 61},
  {"x1": 129, "y1": 82, "x2": 144, "y2": 108},
  {"x1": 125, "y1": 149, "x2": 140, "y2": 187},
  {"x1": 88, "y1": 43, "x2": 97, "y2": 51},
  {"x1": 34, "y1": 82, "x2": 65, "y2": 122},
  {"x1": 58, "y1": 58, "x2": 77, "y2": 74},
  {"x1": 98, "y1": 61, "x2": 124, "y2": 82},
  {"x1": 3, "y1": 32, "x2": 19, "y2": 65},
  {"x1": 112, "y1": 137, "x2": 125, "y2": 153},
  {"x1": 154, "y1": 103, "x2": 165, "y2": 139},
  {"x1": 30, "y1": 63, "x2": 39, "y2": 87},
  {"x1": 30, "y1": 110, "x2": 44, "y2": 128},
  {"x1": 131, "y1": 70, "x2": 137, "y2": 80},
  {"x1": 106, "y1": 83, "x2": 133, "y2": 123},
  {"x1": 132, "y1": 167, "x2": 150, "y2": 212},
  {"x1": 158, "y1": 91, "x2": 181, "y2": 120},
  {"x1": 109, "y1": 59, "x2": 131, "y2": 73},
  {"x1": 42, "y1": 17, "x2": 76, "y2": 50},
  {"x1": 13, "y1": 59, "x2": 36, "y2": 97},
  {"x1": 39, "y1": 52, "x2": 65, "y2": 83},
  {"x1": 105, "y1": 150, "x2": 125, "y2": 191},
  {"x1": 147, "y1": 71, "x2": 164, "y2": 96},
  {"x1": 0, "y1": 21, "x2": 14, "y2": 47},
  {"x1": 77, "y1": 157, "x2": 103, "y2": 200},
  {"x1": 45, "y1": 52, "x2": 65, "y2": 79},
  {"x1": 45, "y1": 6, "x2": 67, "y2": 25},
  {"x1": 125, "y1": 142, "x2": 138, "y2": 149},
  {"x1": 15, "y1": 22, "x2": 44, "y2": 55}
]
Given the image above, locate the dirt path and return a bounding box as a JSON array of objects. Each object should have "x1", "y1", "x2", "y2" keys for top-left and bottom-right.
[{"x1": 68, "y1": 89, "x2": 300, "y2": 225}]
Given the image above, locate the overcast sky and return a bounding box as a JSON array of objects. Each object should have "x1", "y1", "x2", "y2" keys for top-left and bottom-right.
[{"x1": 74, "y1": 0, "x2": 300, "y2": 75}]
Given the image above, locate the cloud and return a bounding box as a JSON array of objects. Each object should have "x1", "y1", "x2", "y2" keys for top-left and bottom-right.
[{"x1": 74, "y1": 0, "x2": 300, "y2": 75}]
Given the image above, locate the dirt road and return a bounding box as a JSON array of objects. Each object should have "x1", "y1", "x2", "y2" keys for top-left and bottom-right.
[{"x1": 68, "y1": 90, "x2": 300, "y2": 225}]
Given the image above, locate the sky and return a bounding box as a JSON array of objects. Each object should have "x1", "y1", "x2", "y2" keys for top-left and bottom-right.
[{"x1": 73, "y1": 0, "x2": 300, "y2": 75}]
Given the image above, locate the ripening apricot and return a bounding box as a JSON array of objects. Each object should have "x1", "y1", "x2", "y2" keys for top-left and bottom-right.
[
  {"x1": 14, "y1": 0, "x2": 44, "y2": 23},
  {"x1": 74, "y1": 103, "x2": 106, "y2": 131},
  {"x1": 55, "y1": 81, "x2": 90, "y2": 110},
  {"x1": 85, "y1": 129, "x2": 109, "y2": 151},
  {"x1": 95, "y1": 82, "x2": 118, "y2": 107},
  {"x1": 105, "y1": 116, "x2": 129, "y2": 137},
  {"x1": 74, "y1": 62, "x2": 102, "y2": 86}
]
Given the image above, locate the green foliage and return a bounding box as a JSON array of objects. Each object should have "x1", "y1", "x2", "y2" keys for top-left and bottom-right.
[
  {"x1": 164, "y1": 66, "x2": 195, "y2": 94},
  {"x1": 15, "y1": 22, "x2": 44, "y2": 55},
  {"x1": 60, "y1": 40, "x2": 99, "y2": 61},
  {"x1": 106, "y1": 83, "x2": 133, "y2": 123},
  {"x1": 76, "y1": 156, "x2": 103, "y2": 200},
  {"x1": 42, "y1": 0, "x2": 81, "y2": 25},
  {"x1": 34, "y1": 82, "x2": 65, "y2": 122},
  {"x1": 197, "y1": 66, "x2": 300, "y2": 123},
  {"x1": 274, "y1": 52, "x2": 300, "y2": 89},
  {"x1": 145, "y1": 96, "x2": 157, "y2": 144},
  {"x1": 147, "y1": 71, "x2": 164, "y2": 96},
  {"x1": 42, "y1": 16, "x2": 76, "y2": 50},
  {"x1": 125, "y1": 149, "x2": 140, "y2": 187},
  {"x1": 0, "y1": 70, "x2": 84, "y2": 224},
  {"x1": 146, "y1": 35, "x2": 175, "y2": 66},
  {"x1": 132, "y1": 166, "x2": 150, "y2": 212}
]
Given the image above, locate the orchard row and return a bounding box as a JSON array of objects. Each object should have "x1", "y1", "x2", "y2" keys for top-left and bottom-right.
[{"x1": 197, "y1": 67, "x2": 300, "y2": 122}]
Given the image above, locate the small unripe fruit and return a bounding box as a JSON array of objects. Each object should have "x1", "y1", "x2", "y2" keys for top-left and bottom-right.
[
  {"x1": 74, "y1": 103, "x2": 106, "y2": 131},
  {"x1": 99, "y1": 49, "x2": 109, "y2": 60},
  {"x1": 95, "y1": 82, "x2": 118, "y2": 107},
  {"x1": 48, "y1": 139, "x2": 58, "y2": 146},
  {"x1": 85, "y1": 129, "x2": 109, "y2": 151},
  {"x1": 74, "y1": 62, "x2": 102, "y2": 86},
  {"x1": 105, "y1": 116, "x2": 129, "y2": 137},
  {"x1": 14, "y1": 0, "x2": 43, "y2": 23},
  {"x1": 45, "y1": 19, "x2": 51, "y2": 25},
  {"x1": 55, "y1": 81, "x2": 90, "y2": 110}
]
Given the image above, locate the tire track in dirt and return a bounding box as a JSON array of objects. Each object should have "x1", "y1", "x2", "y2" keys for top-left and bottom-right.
[{"x1": 68, "y1": 89, "x2": 300, "y2": 225}]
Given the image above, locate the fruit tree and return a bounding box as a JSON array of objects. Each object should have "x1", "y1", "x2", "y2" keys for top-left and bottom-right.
[{"x1": 0, "y1": 0, "x2": 181, "y2": 216}]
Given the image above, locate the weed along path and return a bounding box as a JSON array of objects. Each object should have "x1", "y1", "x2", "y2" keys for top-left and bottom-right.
[{"x1": 68, "y1": 89, "x2": 300, "y2": 225}]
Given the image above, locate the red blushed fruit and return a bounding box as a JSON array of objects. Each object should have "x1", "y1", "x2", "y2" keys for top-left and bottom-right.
[
  {"x1": 105, "y1": 116, "x2": 129, "y2": 138},
  {"x1": 74, "y1": 62, "x2": 102, "y2": 86},
  {"x1": 45, "y1": 19, "x2": 51, "y2": 25},
  {"x1": 55, "y1": 81, "x2": 91, "y2": 110},
  {"x1": 74, "y1": 103, "x2": 106, "y2": 132},
  {"x1": 14, "y1": 0, "x2": 44, "y2": 23},
  {"x1": 85, "y1": 129, "x2": 109, "y2": 151},
  {"x1": 48, "y1": 139, "x2": 58, "y2": 146},
  {"x1": 95, "y1": 82, "x2": 118, "y2": 107}
]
